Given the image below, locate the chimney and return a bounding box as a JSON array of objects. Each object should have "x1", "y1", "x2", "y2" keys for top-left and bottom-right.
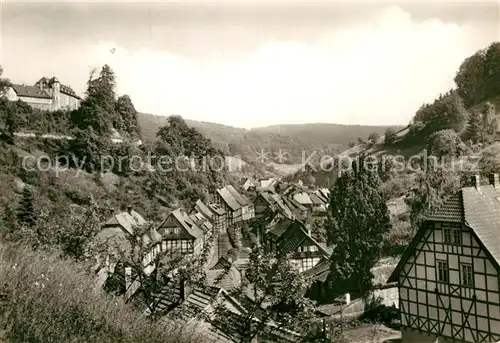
[
  {"x1": 179, "y1": 277, "x2": 191, "y2": 301},
  {"x1": 471, "y1": 175, "x2": 480, "y2": 190},
  {"x1": 489, "y1": 173, "x2": 500, "y2": 188},
  {"x1": 345, "y1": 293, "x2": 350, "y2": 305}
]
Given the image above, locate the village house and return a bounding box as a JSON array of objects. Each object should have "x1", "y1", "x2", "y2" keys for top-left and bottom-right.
[
  {"x1": 214, "y1": 185, "x2": 255, "y2": 225},
  {"x1": 388, "y1": 174, "x2": 500, "y2": 343},
  {"x1": 6, "y1": 76, "x2": 81, "y2": 111},
  {"x1": 226, "y1": 185, "x2": 255, "y2": 221},
  {"x1": 241, "y1": 178, "x2": 257, "y2": 192},
  {"x1": 193, "y1": 199, "x2": 229, "y2": 232},
  {"x1": 264, "y1": 219, "x2": 332, "y2": 273},
  {"x1": 96, "y1": 207, "x2": 164, "y2": 297},
  {"x1": 157, "y1": 208, "x2": 205, "y2": 255}
]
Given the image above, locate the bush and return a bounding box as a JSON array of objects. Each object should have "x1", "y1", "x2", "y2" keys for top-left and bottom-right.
[
  {"x1": 384, "y1": 128, "x2": 397, "y2": 145},
  {"x1": 429, "y1": 129, "x2": 463, "y2": 157}
]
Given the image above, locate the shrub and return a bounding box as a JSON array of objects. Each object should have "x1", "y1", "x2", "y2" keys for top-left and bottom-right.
[{"x1": 384, "y1": 128, "x2": 397, "y2": 145}]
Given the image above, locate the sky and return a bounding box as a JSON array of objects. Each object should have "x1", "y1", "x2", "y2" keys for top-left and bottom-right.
[{"x1": 1, "y1": 1, "x2": 499, "y2": 128}]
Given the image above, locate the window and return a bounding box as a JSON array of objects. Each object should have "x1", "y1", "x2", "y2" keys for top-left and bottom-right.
[
  {"x1": 443, "y1": 226, "x2": 461, "y2": 245},
  {"x1": 437, "y1": 260, "x2": 449, "y2": 283},
  {"x1": 453, "y1": 229, "x2": 462, "y2": 245},
  {"x1": 443, "y1": 228, "x2": 452, "y2": 244},
  {"x1": 461, "y1": 263, "x2": 474, "y2": 287}
]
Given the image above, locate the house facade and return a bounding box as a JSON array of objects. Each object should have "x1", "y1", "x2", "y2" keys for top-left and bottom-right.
[
  {"x1": 6, "y1": 76, "x2": 81, "y2": 111},
  {"x1": 388, "y1": 174, "x2": 500, "y2": 343},
  {"x1": 157, "y1": 208, "x2": 204, "y2": 255},
  {"x1": 265, "y1": 219, "x2": 331, "y2": 273}
]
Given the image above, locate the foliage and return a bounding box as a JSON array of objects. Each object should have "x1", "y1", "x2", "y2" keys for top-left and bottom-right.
[
  {"x1": 455, "y1": 42, "x2": 500, "y2": 107},
  {"x1": 412, "y1": 91, "x2": 468, "y2": 135},
  {"x1": 428, "y1": 129, "x2": 463, "y2": 157},
  {"x1": 404, "y1": 166, "x2": 463, "y2": 232},
  {"x1": 16, "y1": 187, "x2": 36, "y2": 228},
  {"x1": 466, "y1": 110, "x2": 484, "y2": 143},
  {"x1": 116, "y1": 95, "x2": 141, "y2": 138},
  {"x1": 323, "y1": 156, "x2": 391, "y2": 301},
  {"x1": 212, "y1": 245, "x2": 316, "y2": 343},
  {"x1": 384, "y1": 128, "x2": 397, "y2": 145},
  {"x1": 368, "y1": 132, "x2": 380, "y2": 145}
]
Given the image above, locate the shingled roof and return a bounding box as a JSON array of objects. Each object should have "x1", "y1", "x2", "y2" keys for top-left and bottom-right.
[
  {"x1": 388, "y1": 180, "x2": 500, "y2": 283},
  {"x1": 11, "y1": 84, "x2": 51, "y2": 99},
  {"x1": 217, "y1": 187, "x2": 241, "y2": 211}
]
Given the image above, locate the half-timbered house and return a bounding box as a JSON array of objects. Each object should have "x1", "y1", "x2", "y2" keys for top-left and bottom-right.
[
  {"x1": 265, "y1": 219, "x2": 332, "y2": 273},
  {"x1": 226, "y1": 185, "x2": 255, "y2": 221},
  {"x1": 388, "y1": 174, "x2": 500, "y2": 343},
  {"x1": 157, "y1": 208, "x2": 204, "y2": 255},
  {"x1": 215, "y1": 187, "x2": 242, "y2": 225}
]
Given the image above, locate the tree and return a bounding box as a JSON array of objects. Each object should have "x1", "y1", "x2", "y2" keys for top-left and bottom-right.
[
  {"x1": 384, "y1": 128, "x2": 397, "y2": 145},
  {"x1": 116, "y1": 95, "x2": 140, "y2": 138},
  {"x1": 323, "y1": 156, "x2": 391, "y2": 300},
  {"x1": 71, "y1": 65, "x2": 118, "y2": 136},
  {"x1": 466, "y1": 110, "x2": 483, "y2": 143},
  {"x1": 0, "y1": 65, "x2": 12, "y2": 98},
  {"x1": 482, "y1": 102, "x2": 497, "y2": 143},
  {"x1": 429, "y1": 129, "x2": 462, "y2": 157},
  {"x1": 17, "y1": 187, "x2": 36, "y2": 228},
  {"x1": 368, "y1": 132, "x2": 380, "y2": 145},
  {"x1": 103, "y1": 222, "x2": 217, "y2": 319},
  {"x1": 405, "y1": 167, "x2": 462, "y2": 232},
  {"x1": 211, "y1": 245, "x2": 316, "y2": 343}
]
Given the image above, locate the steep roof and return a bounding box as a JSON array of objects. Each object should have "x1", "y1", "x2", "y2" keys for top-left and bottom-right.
[
  {"x1": 293, "y1": 192, "x2": 313, "y2": 205},
  {"x1": 11, "y1": 84, "x2": 51, "y2": 99},
  {"x1": 309, "y1": 193, "x2": 325, "y2": 205},
  {"x1": 209, "y1": 202, "x2": 227, "y2": 216},
  {"x1": 103, "y1": 210, "x2": 147, "y2": 235},
  {"x1": 171, "y1": 208, "x2": 204, "y2": 239},
  {"x1": 225, "y1": 185, "x2": 251, "y2": 206},
  {"x1": 194, "y1": 199, "x2": 214, "y2": 221},
  {"x1": 217, "y1": 187, "x2": 241, "y2": 211},
  {"x1": 388, "y1": 184, "x2": 500, "y2": 283},
  {"x1": 35, "y1": 76, "x2": 81, "y2": 99}
]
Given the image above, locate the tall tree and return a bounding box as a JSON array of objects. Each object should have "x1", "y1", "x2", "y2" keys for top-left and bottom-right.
[
  {"x1": 115, "y1": 95, "x2": 140, "y2": 138},
  {"x1": 71, "y1": 65, "x2": 118, "y2": 135},
  {"x1": 323, "y1": 155, "x2": 391, "y2": 299},
  {"x1": 466, "y1": 110, "x2": 483, "y2": 143},
  {"x1": 482, "y1": 102, "x2": 497, "y2": 143}
]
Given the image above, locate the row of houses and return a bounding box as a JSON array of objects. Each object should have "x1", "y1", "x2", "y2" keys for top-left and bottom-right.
[{"x1": 93, "y1": 178, "x2": 339, "y2": 342}]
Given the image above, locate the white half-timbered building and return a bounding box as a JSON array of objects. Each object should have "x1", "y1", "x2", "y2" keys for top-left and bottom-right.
[{"x1": 388, "y1": 174, "x2": 500, "y2": 343}]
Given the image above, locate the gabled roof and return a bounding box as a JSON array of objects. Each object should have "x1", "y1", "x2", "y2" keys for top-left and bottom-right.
[
  {"x1": 189, "y1": 212, "x2": 213, "y2": 233},
  {"x1": 270, "y1": 193, "x2": 294, "y2": 219},
  {"x1": 260, "y1": 178, "x2": 277, "y2": 189},
  {"x1": 207, "y1": 256, "x2": 242, "y2": 290},
  {"x1": 11, "y1": 84, "x2": 51, "y2": 99},
  {"x1": 302, "y1": 258, "x2": 330, "y2": 281},
  {"x1": 194, "y1": 199, "x2": 214, "y2": 221},
  {"x1": 159, "y1": 208, "x2": 204, "y2": 239},
  {"x1": 35, "y1": 76, "x2": 81, "y2": 99},
  {"x1": 309, "y1": 193, "x2": 325, "y2": 205},
  {"x1": 103, "y1": 210, "x2": 147, "y2": 235},
  {"x1": 209, "y1": 202, "x2": 227, "y2": 216},
  {"x1": 226, "y1": 185, "x2": 251, "y2": 207},
  {"x1": 274, "y1": 220, "x2": 331, "y2": 257},
  {"x1": 293, "y1": 192, "x2": 313, "y2": 205},
  {"x1": 217, "y1": 187, "x2": 241, "y2": 211},
  {"x1": 388, "y1": 184, "x2": 500, "y2": 283}
]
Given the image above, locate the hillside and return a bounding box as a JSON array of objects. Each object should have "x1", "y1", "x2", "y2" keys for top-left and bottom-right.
[{"x1": 137, "y1": 112, "x2": 402, "y2": 164}]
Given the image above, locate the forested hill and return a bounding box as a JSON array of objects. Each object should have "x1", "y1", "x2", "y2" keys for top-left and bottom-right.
[{"x1": 137, "y1": 112, "x2": 401, "y2": 163}]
